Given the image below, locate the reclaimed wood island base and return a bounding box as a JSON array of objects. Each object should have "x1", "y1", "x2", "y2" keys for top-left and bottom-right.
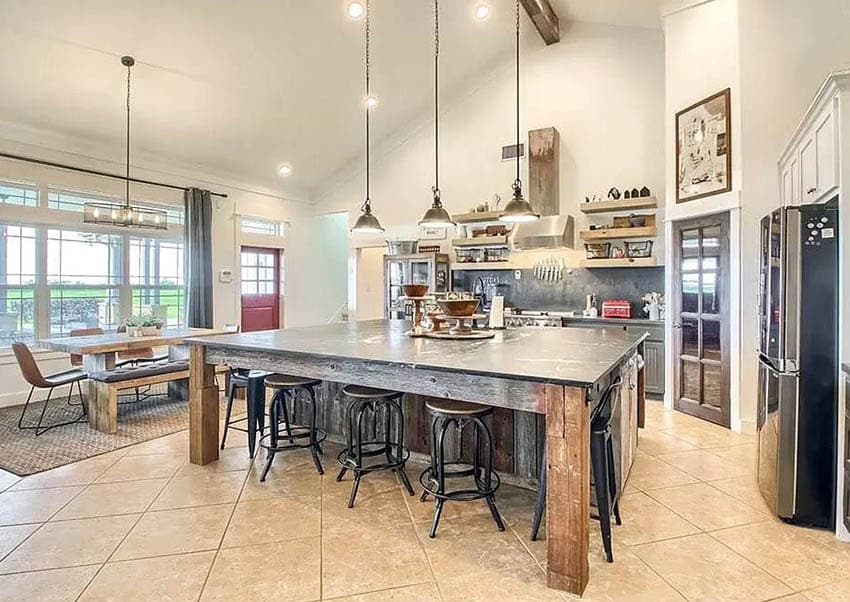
[{"x1": 187, "y1": 320, "x2": 647, "y2": 596}]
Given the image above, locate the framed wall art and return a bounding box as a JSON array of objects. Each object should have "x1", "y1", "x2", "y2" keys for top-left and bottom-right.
[{"x1": 676, "y1": 88, "x2": 732, "y2": 203}]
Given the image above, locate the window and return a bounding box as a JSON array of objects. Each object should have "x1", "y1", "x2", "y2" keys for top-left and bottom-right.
[
  {"x1": 130, "y1": 238, "x2": 184, "y2": 327},
  {"x1": 48, "y1": 190, "x2": 185, "y2": 225},
  {"x1": 241, "y1": 217, "x2": 284, "y2": 236},
  {"x1": 0, "y1": 225, "x2": 37, "y2": 346},
  {"x1": 241, "y1": 250, "x2": 277, "y2": 295},
  {"x1": 0, "y1": 183, "x2": 37, "y2": 207},
  {"x1": 47, "y1": 229, "x2": 122, "y2": 335}
]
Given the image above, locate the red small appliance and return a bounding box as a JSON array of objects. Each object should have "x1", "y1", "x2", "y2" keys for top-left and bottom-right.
[{"x1": 601, "y1": 299, "x2": 631, "y2": 319}]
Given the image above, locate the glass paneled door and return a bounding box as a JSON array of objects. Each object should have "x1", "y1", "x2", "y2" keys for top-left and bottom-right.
[
  {"x1": 240, "y1": 247, "x2": 281, "y2": 332},
  {"x1": 673, "y1": 212, "x2": 731, "y2": 427}
]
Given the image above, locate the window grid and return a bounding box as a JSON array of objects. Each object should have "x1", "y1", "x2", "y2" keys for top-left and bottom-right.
[
  {"x1": 0, "y1": 183, "x2": 38, "y2": 207},
  {"x1": 0, "y1": 225, "x2": 38, "y2": 345},
  {"x1": 241, "y1": 217, "x2": 283, "y2": 236}
]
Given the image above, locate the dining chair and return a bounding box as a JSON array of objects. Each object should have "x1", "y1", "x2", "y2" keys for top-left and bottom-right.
[{"x1": 13, "y1": 342, "x2": 88, "y2": 436}]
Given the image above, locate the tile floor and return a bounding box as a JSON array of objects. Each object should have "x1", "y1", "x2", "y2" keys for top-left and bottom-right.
[{"x1": 0, "y1": 400, "x2": 849, "y2": 601}]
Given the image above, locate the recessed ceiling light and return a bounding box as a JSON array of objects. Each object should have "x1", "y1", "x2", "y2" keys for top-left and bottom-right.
[
  {"x1": 277, "y1": 164, "x2": 293, "y2": 177},
  {"x1": 474, "y1": 4, "x2": 491, "y2": 21},
  {"x1": 365, "y1": 95, "x2": 379, "y2": 109},
  {"x1": 347, "y1": 1, "x2": 365, "y2": 19}
]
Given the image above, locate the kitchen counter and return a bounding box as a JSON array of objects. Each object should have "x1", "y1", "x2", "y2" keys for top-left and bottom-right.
[{"x1": 561, "y1": 315, "x2": 663, "y2": 327}]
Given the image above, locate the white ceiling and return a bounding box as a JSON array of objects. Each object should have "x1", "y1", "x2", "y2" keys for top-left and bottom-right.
[{"x1": 0, "y1": 0, "x2": 664, "y2": 202}]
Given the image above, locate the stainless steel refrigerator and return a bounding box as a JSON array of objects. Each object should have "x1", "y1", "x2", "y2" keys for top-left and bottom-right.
[{"x1": 757, "y1": 199, "x2": 839, "y2": 528}]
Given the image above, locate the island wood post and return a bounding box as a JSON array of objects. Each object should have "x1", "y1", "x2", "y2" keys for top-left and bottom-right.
[
  {"x1": 189, "y1": 344, "x2": 220, "y2": 465},
  {"x1": 83, "y1": 352, "x2": 117, "y2": 433},
  {"x1": 545, "y1": 383, "x2": 590, "y2": 595}
]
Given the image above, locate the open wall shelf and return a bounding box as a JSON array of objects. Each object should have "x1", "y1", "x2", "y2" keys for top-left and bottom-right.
[{"x1": 579, "y1": 196, "x2": 657, "y2": 214}]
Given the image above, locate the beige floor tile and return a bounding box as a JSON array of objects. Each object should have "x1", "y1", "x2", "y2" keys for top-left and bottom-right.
[
  {"x1": 174, "y1": 445, "x2": 255, "y2": 477},
  {"x1": 615, "y1": 491, "x2": 700, "y2": 545},
  {"x1": 0, "y1": 565, "x2": 100, "y2": 602},
  {"x1": 661, "y1": 423, "x2": 752, "y2": 449},
  {"x1": 0, "y1": 486, "x2": 84, "y2": 525},
  {"x1": 636, "y1": 429, "x2": 697, "y2": 457},
  {"x1": 123, "y1": 431, "x2": 189, "y2": 456},
  {"x1": 626, "y1": 453, "x2": 699, "y2": 491},
  {"x1": 802, "y1": 577, "x2": 850, "y2": 601},
  {"x1": 201, "y1": 538, "x2": 321, "y2": 602},
  {"x1": 221, "y1": 496, "x2": 320, "y2": 548},
  {"x1": 656, "y1": 449, "x2": 751, "y2": 481},
  {"x1": 705, "y1": 443, "x2": 757, "y2": 472},
  {"x1": 322, "y1": 478, "x2": 413, "y2": 535},
  {"x1": 766, "y1": 595, "x2": 808, "y2": 602},
  {"x1": 327, "y1": 583, "x2": 441, "y2": 601},
  {"x1": 323, "y1": 525, "x2": 432, "y2": 599},
  {"x1": 707, "y1": 476, "x2": 774, "y2": 514},
  {"x1": 95, "y1": 453, "x2": 184, "y2": 483},
  {"x1": 632, "y1": 533, "x2": 792, "y2": 602},
  {"x1": 0, "y1": 514, "x2": 138, "y2": 573},
  {"x1": 239, "y1": 465, "x2": 322, "y2": 500},
  {"x1": 10, "y1": 451, "x2": 126, "y2": 491},
  {"x1": 647, "y1": 482, "x2": 769, "y2": 531},
  {"x1": 52, "y1": 478, "x2": 169, "y2": 521},
  {"x1": 0, "y1": 470, "x2": 21, "y2": 492},
  {"x1": 149, "y1": 470, "x2": 246, "y2": 510},
  {"x1": 712, "y1": 521, "x2": 850, "y2": 591},
  {"x1": 112, "y1": 504, "x2": 233, "y2": 560},
  {"x1": 80, "y1": 551, "x2": 215, "y2": 601},
  {"x1": 0, "y1": 523, "x2": 39, "y2": 560},
  {"x1": 570, "y1": 548, "x2": 687, "y2": 602},
  {"x1": 415, "y1": 515, "x2": 537, "y2": 582},
  {"x1": 439, "y1": 563, "x2": 564, "y2": 602}
]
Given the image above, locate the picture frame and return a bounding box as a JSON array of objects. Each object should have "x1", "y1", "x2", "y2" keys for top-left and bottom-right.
[{"x1": 676, "y1": 88, "x2": 732, "y2": 203}]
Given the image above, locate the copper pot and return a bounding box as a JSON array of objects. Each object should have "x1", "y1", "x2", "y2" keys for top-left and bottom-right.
[{"x1": 437, "y1": 298, "x2": 480, "y2": 317}]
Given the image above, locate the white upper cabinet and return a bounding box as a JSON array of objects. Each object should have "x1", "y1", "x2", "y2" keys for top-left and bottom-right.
[
  {"x1": 781, "y1": 154, "x2": 799, "y2": 206},
  {"x1": 798, "y1": 100, "x2": 838, "y2": 204}
]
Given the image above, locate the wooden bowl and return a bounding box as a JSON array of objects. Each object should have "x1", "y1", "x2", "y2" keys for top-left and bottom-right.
[
  {"x1": 437, "y1": 298, "x2": 480, "y2": 317},
  {"x1": 402, "y1": 284, "x2": 430, "y2": 297}
]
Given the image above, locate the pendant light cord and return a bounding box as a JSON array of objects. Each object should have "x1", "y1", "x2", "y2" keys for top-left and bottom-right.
[
  {"x1": 432, "y1": 0, "x2": 440, "y2": 205},
  {"x1": 362, "y1": 0, "x2": 372, "y2": 212},
  {"x1": 125, "y1": 60, "x2": 131, "y2": 209},
  {"x1": 514, "y1": 0, "x2": 521, "y2": 193}
]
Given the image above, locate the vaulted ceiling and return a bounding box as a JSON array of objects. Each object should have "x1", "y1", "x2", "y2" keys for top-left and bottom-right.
[{"x1": 0, "y1": 0, "x2": 664, "y2": 202}]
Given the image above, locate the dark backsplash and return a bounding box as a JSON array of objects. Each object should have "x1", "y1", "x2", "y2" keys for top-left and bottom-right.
[{"x1": 452, "y1": 266, "x2": 664, "y2": 315}]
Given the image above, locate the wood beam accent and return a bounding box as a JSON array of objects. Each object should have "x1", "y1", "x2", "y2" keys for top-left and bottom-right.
[{"x1": 520, "y1": 0, "x2": 560, "y2": 45}]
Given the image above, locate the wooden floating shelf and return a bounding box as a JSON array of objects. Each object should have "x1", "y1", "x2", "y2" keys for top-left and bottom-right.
[
  {"x1": 580, "y1": 257, "x2": 657, "y2": 268},
  {"x1": 580, "y1": 226, "x2": 657, "y2": 241},
  {"x1": 453, "y1": 211, "x2": 503, "y2": 224},
  {"x1": 579, "y1": 196, "x2": 657, "y2": 214},
  {"x1": 452, "y1": 235, "x2": 510, "y2": 248},
  {"x1": 451, "y1": 262, "x2": 515, "y2": 271}
]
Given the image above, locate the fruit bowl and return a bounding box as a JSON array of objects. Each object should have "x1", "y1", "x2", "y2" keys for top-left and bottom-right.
[
  {"x1": 402, "y1": 284, "x2": 430, "y2": 298},
  {"x1": 436, "y1": 298, "x2": 480, "y2": 317}
]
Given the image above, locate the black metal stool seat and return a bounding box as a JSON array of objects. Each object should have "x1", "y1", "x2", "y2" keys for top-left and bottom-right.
[
  {"x1": 530, "y1": 376, "x2": 623, "y2": 562},
  {"x1": 420, "y1": 398, "x2": 505, "y2": 538},
  {"x1": 259, "y1": 375, "x2": 326, "y2": 481},
  {"x1": 336, "y1": 384, "x2": 416, "y2": 508},
  {"x1": 220, "y1": 369, "x2": 269, "y2": 453}
]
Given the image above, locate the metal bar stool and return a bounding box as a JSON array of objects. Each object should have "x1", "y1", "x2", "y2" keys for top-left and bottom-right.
[
  {"x1": 259, "y1": 374, "x2": 325, "y2": 481},
  {"x1": 530, "y1": 376, "x2": 623, "y2": 562},
  {"x1": 220, "y1": 369, "x2": 268, "y2": 454},
  {"x1": 336, "y1": 385, "x2": 415, "y2": 508},
  {"x1": 419, "y1": 399, "x2": 505, "y2": 538}
]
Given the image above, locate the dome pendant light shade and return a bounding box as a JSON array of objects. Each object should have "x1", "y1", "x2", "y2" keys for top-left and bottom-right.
[
  {"x1": 350, "y1": 0, "x2": 384, "y2": 234},
  {"x1": 419, "y1": 0, "x2": 455, "y2": 230},
  {"x1": 500, "y1": 1, "x2": 539, "y2": 224}
]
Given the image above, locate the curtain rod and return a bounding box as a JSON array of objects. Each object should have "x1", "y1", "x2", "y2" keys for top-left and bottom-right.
[{"x1": 0, "y1": 151, "x2": 228, "y2": 198}]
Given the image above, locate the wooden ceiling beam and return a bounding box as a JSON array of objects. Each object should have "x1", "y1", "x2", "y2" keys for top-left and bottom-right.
[{"x1": 520, "y1": 0, "x2": 560, "y2": 45}]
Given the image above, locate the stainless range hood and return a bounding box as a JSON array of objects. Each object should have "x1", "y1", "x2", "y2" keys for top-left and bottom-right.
[{"x1": 509, "y1": 214, "x2": 575, "y2": 249}]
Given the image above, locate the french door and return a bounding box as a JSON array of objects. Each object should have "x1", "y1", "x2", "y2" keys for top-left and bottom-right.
[
  {"x1": 672, "y1": 212, "x2": 731, "y2": 427},
  {"x1": 240, "y1": 247, "x2": 281, "y2": 332}
]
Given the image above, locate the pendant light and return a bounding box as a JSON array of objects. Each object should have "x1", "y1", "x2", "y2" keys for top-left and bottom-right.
[
  {"x1": 351, "y1": 0, "x2": 385, "y2": 234},
  {"x1": 418, "y1": 0, "x2": 455, "y2": 229},
  {"x1": 83, "y1": 56, "x2": 167, "y2": 230},
  {"x1": 500, "y1": 1, "x2": 539, "y2": 223}
]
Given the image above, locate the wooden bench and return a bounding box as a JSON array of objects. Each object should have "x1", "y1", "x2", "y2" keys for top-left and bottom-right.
[{"x1": 87, "y1": 361, "x2": 228, "y2": 432}]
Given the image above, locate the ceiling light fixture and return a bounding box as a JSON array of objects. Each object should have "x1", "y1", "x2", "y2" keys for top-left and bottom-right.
[
  {"x1": 351, "y1": 0, "x2": 384, "y2": 234},
  {"x1": 83, "y1": 56, "x2": 167, "y2": 230},
  {"x1": 365, "y1": 95, "x2": 379, "y2": 109},
  {"x1": 277, "y1": 164, "x2": 293, "y2": 177},
  {"x1": 419, "y1": 0, "x2": 455, "y2": 230},
  {"x1": 500, "y1": 1, "x2": 539, "y2": 224},
  {"x1": 474, "y1": 4, "x2": 491, "y2": 21},
  {"x1": 347, "y1": 1, "x2": 365, "y2": 19}
]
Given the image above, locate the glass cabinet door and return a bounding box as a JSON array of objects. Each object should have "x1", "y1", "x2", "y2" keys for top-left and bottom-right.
[{"x1": 386, "y1": 259, "x2": 406, "y2": 317}]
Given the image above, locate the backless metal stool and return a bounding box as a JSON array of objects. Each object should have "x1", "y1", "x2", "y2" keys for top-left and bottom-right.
[
  {"x1": 259, "y1": 374, "x2": 325, "y2": 481},
  {"x1": 530, "y1": 377, "x2": 623, "y2": 562},
  {"x1": 336, "y1": 385, "x2": 415, "y2": 508},
  {"x1": 220, "y1": 369, "x2": 268, "y2": 453},
  {"x1": 419, "y1": 399, "x2": 505, "y2": 538}
]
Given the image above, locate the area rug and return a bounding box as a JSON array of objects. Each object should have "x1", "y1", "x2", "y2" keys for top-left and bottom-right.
[{"x1": 0, "y1": 386, "x2": 194, "y2": 476}]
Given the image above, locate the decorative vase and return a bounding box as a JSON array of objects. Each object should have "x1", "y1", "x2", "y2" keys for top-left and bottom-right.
[
  {"x1": 126, "y1": 326, "x2": 141, "y2": 337},
  {"x1": 140, "y1": 326, "x2": 160, "y2": 336},
  {"x1": 647, "y1": 304, "x2": 661, "y2": 321}
]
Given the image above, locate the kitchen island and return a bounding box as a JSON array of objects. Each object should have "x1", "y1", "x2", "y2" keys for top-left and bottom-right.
[{"x1": 187, "y1": 320, "x2": 647, "y2": 596}]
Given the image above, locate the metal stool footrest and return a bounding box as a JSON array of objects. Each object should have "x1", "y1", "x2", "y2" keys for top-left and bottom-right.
[
  {"x1": 337, "y1": 441, "x2": 410, "y2": 475},
  {"x1": 260, "y1": 426, "x2": 327, "y2": 453},
  {"x1": 419, "y1": 462, "x2": 501, "y2": 502}
]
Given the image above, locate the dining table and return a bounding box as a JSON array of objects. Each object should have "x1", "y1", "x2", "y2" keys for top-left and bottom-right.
[
  {"x1": 39, "y1": 327, "x2": 226, "y2": 433},
  {"x1": 186, "y1": 319, "x2": 647, "y2": 596}
]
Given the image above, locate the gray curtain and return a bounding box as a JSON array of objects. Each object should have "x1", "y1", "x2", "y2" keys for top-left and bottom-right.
[{"x1": 184, "y1": 188, "x2": 213, "y2": 328}]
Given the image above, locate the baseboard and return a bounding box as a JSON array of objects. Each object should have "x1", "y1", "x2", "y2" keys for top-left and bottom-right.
[{"x1": 736, "y1": 417, "x2": 757, "y2": 435}]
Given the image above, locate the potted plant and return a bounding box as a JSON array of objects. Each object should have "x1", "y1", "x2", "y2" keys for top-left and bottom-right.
[
  {"x1": 123, "y1": 315, "x2": 142, "y2": 337},
  {"x1": 139, "y1": 314, "x2": 165, "y2": 336}
]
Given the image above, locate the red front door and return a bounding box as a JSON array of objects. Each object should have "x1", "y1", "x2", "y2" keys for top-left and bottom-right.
[{"x1": 240, "y1": 247, "x2": 280, "y2": 332}]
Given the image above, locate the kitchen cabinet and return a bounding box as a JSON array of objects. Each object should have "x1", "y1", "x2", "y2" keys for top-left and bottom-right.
[
  {"x1": 383, "y1": 253, "x2": 450, "y2": 319},
  {"x1": 797, "y1": 101, "x2": 838, "y2": 204},
  {"x1": 781, "y1": 155, "x2": 799, "y2": 206}
]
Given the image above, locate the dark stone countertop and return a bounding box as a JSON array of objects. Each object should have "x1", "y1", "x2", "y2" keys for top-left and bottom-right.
[
  {"x1": 189, "y1": 319, "x2": 647, "y2": 388},
  {"x1": 561, "y1": 315, "x2": 664, "y2": 327}
]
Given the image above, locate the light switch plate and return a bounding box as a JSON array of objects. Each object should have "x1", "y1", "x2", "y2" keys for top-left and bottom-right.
[{"x1": 514, "y1": 270, "x2": 522, "y2": 280}]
